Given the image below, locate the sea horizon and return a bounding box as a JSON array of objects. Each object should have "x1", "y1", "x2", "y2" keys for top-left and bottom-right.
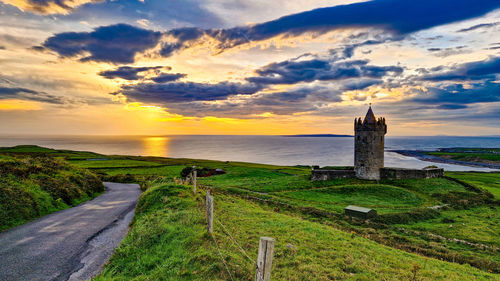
[{"x1": 1, "y1": 134, "x2": 499, "y2": 172}]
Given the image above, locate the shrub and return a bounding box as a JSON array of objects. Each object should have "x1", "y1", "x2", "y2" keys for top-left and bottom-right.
[{"x1": 0, "y1": 155, "x2": 104, "y2": 231}]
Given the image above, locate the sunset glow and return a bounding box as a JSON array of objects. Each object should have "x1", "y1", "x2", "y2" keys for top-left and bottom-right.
[{"x1": 0, "y1": 0, "x2": 499, "y2": 135}]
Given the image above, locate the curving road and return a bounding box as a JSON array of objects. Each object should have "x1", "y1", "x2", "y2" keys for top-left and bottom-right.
[{"x1": 0, "y1": 182, "x2": 141, "y2": 281}]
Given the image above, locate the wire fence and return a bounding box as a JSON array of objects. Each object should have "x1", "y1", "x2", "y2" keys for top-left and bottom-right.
[
  {"x1": 207, "y1": 192, "x2": 273, "y2": 281},
  {"x1": 184, "y1": 170, "x2": 274, "y2": 281},
  {"x1": 210, "y1": 230, "x2": 236, "y2": 281}
]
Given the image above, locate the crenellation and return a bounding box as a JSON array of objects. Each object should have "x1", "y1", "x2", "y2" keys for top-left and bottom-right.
[
  {"x1": 354, "y1": 106, "x2": 386, "y2": 180},
  {"x1": 311, "y1": 106, "x2": 443, "y2": 181}
]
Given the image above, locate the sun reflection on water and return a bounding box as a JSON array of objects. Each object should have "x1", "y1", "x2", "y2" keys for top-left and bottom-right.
[{"x1": 142, "y1": 136, "x2": 169, "y2": 157}]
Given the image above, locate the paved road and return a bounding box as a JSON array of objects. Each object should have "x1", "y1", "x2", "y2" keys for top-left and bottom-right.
[{"x1": 0, "y1": 182, "x2": 141, "y2": 281}]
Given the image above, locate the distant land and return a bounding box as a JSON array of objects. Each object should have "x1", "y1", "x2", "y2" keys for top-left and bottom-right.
[{"x1": 284, "y1": 134, "x2": 353, "y2": 137}]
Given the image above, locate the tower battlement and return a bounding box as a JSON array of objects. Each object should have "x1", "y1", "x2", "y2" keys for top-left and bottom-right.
[
  {"x1": 354, "y1": 106, "x2": 387, "y2": 180},
  {"x1": 354, "y1": 117, "x2": 387, "y2": 133}
]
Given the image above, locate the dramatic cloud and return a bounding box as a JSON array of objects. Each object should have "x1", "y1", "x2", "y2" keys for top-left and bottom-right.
[
  {"x1": 151, "y1": 73, "x2": 187, "y2": 83},
  {"x1": 59, "y1": 0, "x2": 224, "y2": 29},
  {"x1": 41, "y1": 24, "x2": 162, "y2": 64},
  {"x1": 0, "y1": 86, "x2": 66, "y2": 104},
  {"x1": 436, "y1": 104, "x2": 468, "y2": 110},
  {"x1": 160, "y1": 0, "x2": 500, "y2": 57},
  {"x1": 41, "y1": 0, "x2": 500, "y2": 62},
  {"x1": 1, "y1": 0, "x2": 101, "y2": 15},
  {"x1": 412, "y1": 81, "x2": 500, "y2": 105},
  {"x1": 116, "y1": 81, "x2": 263, "y2": 103},
  {"x1": 148, "y1": 85, "x2": 342, "y2": 117},
  {"x1": 457, "y1": 22, "x2": 500, "y2": 32},
  {"x1": 98, "y1": 66, "x2": 164, "y2": 80},
  {"x1": 421, "y1": 56, "x2": 500, "y2": 81},
  {"x1": 246, "y1": 58, "x2": 403, "y2": 85}
]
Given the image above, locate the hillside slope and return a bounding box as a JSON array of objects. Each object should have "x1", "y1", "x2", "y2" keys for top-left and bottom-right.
[
  {"x1": 0, "y1": 155, "x2": 105, "y2": 231},
  {"x1": 95, "y1": 184, "x2": 497, "y2": 280}
]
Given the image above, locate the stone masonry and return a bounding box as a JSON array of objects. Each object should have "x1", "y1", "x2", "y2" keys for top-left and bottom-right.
[{"x1": 354, "y1": 106, "x2": 387, "y2": 180}]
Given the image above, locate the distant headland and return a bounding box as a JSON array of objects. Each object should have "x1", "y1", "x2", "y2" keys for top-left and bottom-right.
[{"x1": 284, "y1": 134, "x2": 353, "y2": 137}]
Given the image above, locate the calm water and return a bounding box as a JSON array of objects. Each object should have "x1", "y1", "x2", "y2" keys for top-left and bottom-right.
[{"x1": 1, "y1": 135, "x2": 499, "y2": 171}]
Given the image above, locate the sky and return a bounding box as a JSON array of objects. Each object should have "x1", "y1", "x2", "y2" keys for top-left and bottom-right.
[{"x1": 0, "y1": 0, "x2": 499, "y2": 136}]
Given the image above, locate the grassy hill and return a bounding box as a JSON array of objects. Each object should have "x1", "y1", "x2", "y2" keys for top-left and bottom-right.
[
  {"x1": 94, "y1": 184, "x2": 497, "y2": 280},
  {"x1": 2, "y1": 145, "x2": 498, "y2": 279},
  {"x1": 0, "y1": 148, "x2": 105, "y2": 231},
  {"x1": 68, "y1": 150, "x2": 498, "y2": 279}
]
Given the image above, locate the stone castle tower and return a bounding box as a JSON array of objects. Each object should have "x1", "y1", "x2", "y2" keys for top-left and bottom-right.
[{"x1": 354, "y1": 106, "x2": 387, "y2": 180}]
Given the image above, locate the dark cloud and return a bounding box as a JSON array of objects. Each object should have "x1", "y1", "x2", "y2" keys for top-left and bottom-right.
[
  {"x1": 412, "y1": 80, "x2": 500, "y2": 104},
  {"x1": 421, "y1": 56, "x2": 500, "y2": 81},
  {"x1": 457, "y1": 22, "x2": 499, "y2": 32},
  {"x1": 159, "y1": 0, "x2": 500, "y2": 57},
  {"x1": 152, "y1": 85, "x2": 341, "y2": 117},
  {"x1": 116, "y1": 81, "x2": 263, "y2": 103},
  {"x1": 0, "y1": 86, "x2": 66, "y2": 104},
  {"x1": 40, "y1": 0, "x2": 500, "y2": 61},
  {"x1": 41, "y1": 24, "x2": 162, "y2": 64},
  {"x1": 151, "y1": 73, "x2": 187, "y2": 83},
  {"x1": 246, "y1": 58, "x2": 403, "y2": 85},
  {"x1": 426, "y1": 45, "x2": 470, "y2": 57},
  {"x1": 63, "y1": 0, "x2": 223, "y2": 29},
  {"x1": 436, "y1": 104, "x2": 469, "y2": 110},
  {"x1": 98, "y1": 66, "x2": 164, "y2": 80}
]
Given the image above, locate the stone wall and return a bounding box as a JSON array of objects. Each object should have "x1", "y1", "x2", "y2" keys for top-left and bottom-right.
[
  {"x1": 380, "y1": 167, "x2": 444, "y2": 179},
  {"x1": 311, "y1": 169, "x2": 356, "y2": 181},
  {"x1": 354, "y1": 130, "x2": 385, "y2": 180}
]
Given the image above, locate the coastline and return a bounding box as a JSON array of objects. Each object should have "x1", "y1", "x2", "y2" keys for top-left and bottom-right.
[{"x1": 390, "y1": 150, "x2": 500, "y2": 170}]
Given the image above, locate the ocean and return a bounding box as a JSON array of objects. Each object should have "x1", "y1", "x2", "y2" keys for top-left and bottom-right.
[{"x1": 1, "y1": 135, "x2": 499, "y2": 171}]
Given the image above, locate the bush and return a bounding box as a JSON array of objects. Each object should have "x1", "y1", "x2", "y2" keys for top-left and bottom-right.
[
  {"x1": 180, "y1": 166, "x2": 225, "y2": 178},
  {"x1": 0, "y1": 155, "x2": 104, "y2": 231}
]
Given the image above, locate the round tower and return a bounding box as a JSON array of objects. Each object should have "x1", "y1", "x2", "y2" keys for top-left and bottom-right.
[{"x1": 354, "y1": 106, "x2": 387, "y2": 180}]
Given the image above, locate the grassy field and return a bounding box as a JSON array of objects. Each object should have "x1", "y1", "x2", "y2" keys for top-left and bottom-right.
[
  {"x1": 95, "y1": 184, "x2": 498, "y2": 280},
  {"x1": 67, "y1": 159, "x2": 164, "y2": 168},
  {"x1": 0, "y1": 153, "x2": 105, "y2": 231},
  {"x1": 426, "y1": 148, "x2": 500, "y2": 164},
  {"x1": 2, "y1": 145, "x2": 498, "y2": 279},
  {"x1": 446, "y1": 172, "x2": 500, "y2": 198},
  {"x1": 62, "y1": 149, "x2": 498, "y2": 277}
]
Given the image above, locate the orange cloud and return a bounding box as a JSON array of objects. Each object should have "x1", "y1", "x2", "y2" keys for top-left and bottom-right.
[{"x1": 1, "y1": 0, "x2": 101, "y2": 15}]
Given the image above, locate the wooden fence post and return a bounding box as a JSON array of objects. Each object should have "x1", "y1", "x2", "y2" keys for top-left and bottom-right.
[
  {"x1": 192, "y1": 166, "x2": 197, "y2": 194},
  {"x1": 255, "y1": 237, "x2": 275, "y2": 281},
  {"x1": 206, "y1": 194, "x2": 213, "y2": 233}
]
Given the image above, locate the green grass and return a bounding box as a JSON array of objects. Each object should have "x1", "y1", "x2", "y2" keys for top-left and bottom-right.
[
  {"x1": 198, "y1": 165, "x2": 364, "y2": 193},
  {"x1": 273, "y1": 184, "x2": 425, "y2": 213},
  {"x1": 4, "y1": 145, "x2": 498, "y2": 278},
  {"x1": 68, "y1": 159, "x2": 164, "y2": 168},
  {"x1": 96, "y1": 184, "x2": 498, "y2": 280},
  {"x1": 79, "y1": 153, "x2": 499, "y2": 273},
  {"x1": 380, "y1": 178, "x2": 468, "y2": 194},
  {"x1": 398, "y1": 206, "x2": 500, "y2": 247},
  {"x1": 0, "y1": 145, "x2": 105, "y2": 160},
  {"x1": 0, "y1": 155, "x2": 105, "y2": 231},
  {"x1": 426, "y1": 152, "x2": 500, "y2": 163},
  {"x1": 0, "y1": 145, "x2": 56, "y2": 153},
  {"x1": 446, "y1": 172, "x2": 500, "y2": 198},
  {"x1": 95, "y1": 165, "x2": 186, "y2": 177},
  {"x1": 94, "y1": 185, "x2": 224, "y2": 281}
]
